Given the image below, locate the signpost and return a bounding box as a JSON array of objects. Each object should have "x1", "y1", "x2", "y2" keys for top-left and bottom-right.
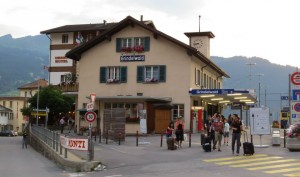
[{"x1": 85, "y1": 111, "x2": 96, "y2": 161}]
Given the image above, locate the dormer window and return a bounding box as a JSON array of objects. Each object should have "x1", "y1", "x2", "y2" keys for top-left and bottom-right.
[{"x1": 116, "y1": 37, "x2": 150, "y2": 52}]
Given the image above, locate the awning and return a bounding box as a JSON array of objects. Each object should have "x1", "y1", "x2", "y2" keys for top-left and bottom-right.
[
  {"x1": 94, "y1": 96, "x2": 172, "y2": 103},
  {"x1": 189, "y1": 89, "x2": 257, "y2": 105}
]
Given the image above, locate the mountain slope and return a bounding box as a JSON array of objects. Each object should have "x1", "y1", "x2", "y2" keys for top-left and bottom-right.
[{"x1": 0, "y1": 34, "x2": 49, "y2": 95}]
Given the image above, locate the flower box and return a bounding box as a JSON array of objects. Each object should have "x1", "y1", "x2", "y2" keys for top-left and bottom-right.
[
  {"x1": 145, "y1": 77, "x2": 158, "y2": 83},
  {"x1": 107, "y1": 78, "x2": 120, "y2": 83},
  {"x1": 133, "y1": 45, "x2": 144, "y2": 53},
  {"x1": 121, "y1": 47, "x2": 132, "y2": 53}
]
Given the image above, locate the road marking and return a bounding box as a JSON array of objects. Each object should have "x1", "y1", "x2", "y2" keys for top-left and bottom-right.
[
  {"x1": 265, "y1": 167, "x2": 300, "y2": 174},
  {"x1": 68, "y1": 173, "x2": 86, "y2": 177},
  {"x1": 104, "y1": 175, "x2": 123, "y2": 177},
  {"x1": 216, "y1": 156, "x2": 282, "y2": 165},
  {"x1": 284, "y1": 173, "x2": 300, "y2": 177},
  {"x1": 203, "y1": 154, "x2": 300, "y2": 176},
  {"x1": 246, "y1": 161, "x2": 299, "y2": 170},
  {"x1": 203, "y1": 154, "x2": 267, "y2": 162}
]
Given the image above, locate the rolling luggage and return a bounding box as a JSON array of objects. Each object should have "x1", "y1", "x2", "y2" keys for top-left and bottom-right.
[
  {"x1": 243, "y1": 131, "x2": 254, "y2": 155},
  {"x1": 201, "y1": 134, "x2": 211, "y2": 152},
  {"x1": 167, "y1": 137, "x2": 177, "y2": 150}
]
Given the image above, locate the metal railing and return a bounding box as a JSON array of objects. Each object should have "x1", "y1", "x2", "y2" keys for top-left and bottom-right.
[{"x1": 31, "y1": 125, "x2": 68, "y2": 158}]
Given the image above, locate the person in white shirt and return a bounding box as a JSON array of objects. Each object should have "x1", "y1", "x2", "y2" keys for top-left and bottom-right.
[
  {"x1": 60, "y1": 117, "x2": 65, "y2": 134},
  {"x1": 223, "y1": 119, "x2": 230, "y2": 146}
]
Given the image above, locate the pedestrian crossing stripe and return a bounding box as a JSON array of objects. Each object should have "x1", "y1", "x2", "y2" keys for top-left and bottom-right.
[
  {"x1": 203, "y1": 154, "x2": 267, "y2": 162},
  {"x1": 284, "y1": 173, "x2": 300, "y2": 177},
  {"x1": 242, "y1": 160, "x2": 298, "y2": 169},
  {"x1": 265, "y1": 167, "x2": 300, "y2": 174},
  {"x1": 246, "y1": 162, "x2": 299, "y2": 170},
  {"x1": 203, "y1": 154, "x2": 300, "y2": 176},
  {"x1": 216, "y1": 156, "x2": 282, "y2": 165}
]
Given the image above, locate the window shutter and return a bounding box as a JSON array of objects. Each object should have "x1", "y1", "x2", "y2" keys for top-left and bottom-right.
[
  {"x1": 159, "y1": 65, "x2": 166, "y2": 82},
  {"x1": 144, "y1": 37, "x2": 150, "y2": 51},
  {"x1": 100, "y1": 67, "x2": 107, "y2": 83},
  {"x1": 116, "y1": 38, "x2": 122, "y2": 52},
  {"x1": 120, "y1": 66, "x2": 127, "y2": 83},
  {"x1": 137, "y1": 66, "x2": 144, "y2": 82},
  {"x1": 195, "y1": 68, "x2": 198, "y2": 85}
]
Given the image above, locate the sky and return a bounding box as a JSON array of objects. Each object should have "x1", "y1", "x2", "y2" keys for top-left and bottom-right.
[{"x1": 1, "y1": 0, "x2": 300, "y2": 68}]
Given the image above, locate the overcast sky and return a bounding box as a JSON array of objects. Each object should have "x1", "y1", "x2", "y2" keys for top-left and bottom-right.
[{"x1": 1, "y1": 0, "x2": 300, "y2": 68}]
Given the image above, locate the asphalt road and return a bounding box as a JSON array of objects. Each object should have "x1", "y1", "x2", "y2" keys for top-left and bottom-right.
[
  {"x1": 2, "y1": 130, "x2": 300, "y2": 177},
  {"x1": 0, "y1": 136, "x2": 72, "y2": 177}
]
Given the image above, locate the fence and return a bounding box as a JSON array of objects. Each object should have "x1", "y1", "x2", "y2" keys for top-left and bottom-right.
[{"x1": 31, "y1": 125, "x2": 69, "y2": 158}]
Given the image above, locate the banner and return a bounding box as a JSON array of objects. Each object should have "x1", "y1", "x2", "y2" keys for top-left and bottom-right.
[{"x1": 60, "y1": 136, "x2": 88, "y2": 150}]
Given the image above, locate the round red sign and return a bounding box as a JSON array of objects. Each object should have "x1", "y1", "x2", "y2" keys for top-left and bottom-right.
[
  {"x1": 85, "y1": 111, "x2": 97, "y2": 122},
  {"x1": 291, "y1": 72, "x2": 300, "y2": 85}
]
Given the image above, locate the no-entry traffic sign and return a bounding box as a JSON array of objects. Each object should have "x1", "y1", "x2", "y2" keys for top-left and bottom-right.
[
  {"x1": 85, "y1": 111, "x2": 97, "y2": 122},
  {"x1": 291, "y1": 72, "x2": 300, "y2": 85}
]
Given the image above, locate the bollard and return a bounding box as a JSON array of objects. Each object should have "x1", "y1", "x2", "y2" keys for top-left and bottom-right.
[
  {"x1": 99, "y1": 128, "x2": 102, "y2": 143},
  {"x1": 284, "y1": 129, "x2": 286, "y2": 148},
  {"x1": 106, "y1": 130, "x2": 108, "y2": 144},
  {"x1": 64, "y1": 148, "x2": 67, "y2": 158},
  {"x1": 56, "y1": 132, "x2": 59, "y2": 152},
  {"x1": 136, "y1": 130, "x2": 139, "y2": 147},
  {"x1": 119, "y1": 133, "x2": 121, "y2": 145},
  {"x1": 52, "y1": 131, "x2": 55, "y2": 149},
  {"x1": 189, "y1": 131, "x2": 192, "y2": 148},
  {"x1": 160, "y1": 133, "x2": 163, "y2": 147}
]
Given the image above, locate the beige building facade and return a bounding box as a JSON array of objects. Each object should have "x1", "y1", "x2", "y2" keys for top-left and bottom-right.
[{"x1": 64, "y1": 16, "x2": 230, "y2": 134}]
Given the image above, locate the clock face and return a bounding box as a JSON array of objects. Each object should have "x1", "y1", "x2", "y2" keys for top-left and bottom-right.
[{"x1": 192, "y1": 39, "x2": 204, "y2": 49}]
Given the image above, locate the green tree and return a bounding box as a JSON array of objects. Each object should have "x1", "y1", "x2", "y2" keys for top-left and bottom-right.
[{"x1": 28, "y1": 86, "x2": 75, "y2": 125}]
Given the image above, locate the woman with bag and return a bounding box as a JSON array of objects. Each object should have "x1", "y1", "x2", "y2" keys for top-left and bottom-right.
[
  {"x1": 175, "y1": 116, "x2": 184, "y2": 148},
  {"x1": 166, "y1": 122, "x2": 174, "y2": 139}
]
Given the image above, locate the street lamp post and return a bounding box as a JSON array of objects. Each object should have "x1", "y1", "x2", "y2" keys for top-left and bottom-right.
[{"x1": 255, "y1": 74, "x2": 264, "y2": 107}]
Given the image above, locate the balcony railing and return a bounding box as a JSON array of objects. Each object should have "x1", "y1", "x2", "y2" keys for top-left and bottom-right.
[{"x1": 55, "y1": 82, "x2": 79, "y2": 92}]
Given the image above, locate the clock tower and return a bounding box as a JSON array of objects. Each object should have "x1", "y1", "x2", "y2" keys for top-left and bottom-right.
[{"x1": 184, "y1": 32, "x2": 215, "y2": 59}]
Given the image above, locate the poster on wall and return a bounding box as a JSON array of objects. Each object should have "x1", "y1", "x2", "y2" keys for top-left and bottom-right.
[
  {"x1": 250, "y1": 107, "x2": 271, "y2": 135},
  {"x1": 139, "y1": 109, "x2": 147, "y2": 134}
]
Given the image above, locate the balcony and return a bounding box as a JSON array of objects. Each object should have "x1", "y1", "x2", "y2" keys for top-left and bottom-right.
[{"x1": 56, "y1": 82, "x2": 79, "y2": 92}]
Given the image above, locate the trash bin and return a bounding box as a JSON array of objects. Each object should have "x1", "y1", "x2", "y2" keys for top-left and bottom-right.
[{"x1": 272, "y1": 130, "x2": 281, "y2": 146}]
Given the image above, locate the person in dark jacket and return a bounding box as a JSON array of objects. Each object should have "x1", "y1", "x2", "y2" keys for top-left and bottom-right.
[{"x1": 22, "y1": 131, "x2": 27, "y2": 149}]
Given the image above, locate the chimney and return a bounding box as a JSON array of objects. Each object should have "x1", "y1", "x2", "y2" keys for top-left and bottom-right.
[{"x1": 140, "y1": 15, "x2": 143, "y2": 22}]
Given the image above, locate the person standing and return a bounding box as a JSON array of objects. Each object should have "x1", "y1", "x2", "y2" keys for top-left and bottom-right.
[
  {"x1": 60, "y1": 116, "x2": 65, "y2": 134},
  {"x1": 212, "y1": 115, "x2": 224, "y2": 151},
  {"x1": 68, "y1": 117, "x2": 74, "y2": 133},
  {"x1": 231, "y1": 114, "x2": 243, "y2": 155},
  {"x1": 175, "y1": 116, "x2": 184, "y2": 148},
  {"x1": 22, "y1": 131, "x2": 27, "y2": 149},
  {"x1": 223, "y1": 119, "x2": 230, "y2": 145},
  {"x1": 166, "y1": 122, "x2": 174, "y2": 139}
]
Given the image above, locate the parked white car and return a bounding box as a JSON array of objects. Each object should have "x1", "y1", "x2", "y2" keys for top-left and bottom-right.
[{"x1": 286, "y1": 123, "x2": 300, "y2": 151}]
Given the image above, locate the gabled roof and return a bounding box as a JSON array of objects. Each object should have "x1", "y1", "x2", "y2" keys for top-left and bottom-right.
[
  {"x1": 0, "y1": 105, "x2": 13, "y2": 112},
  {"x1": 40, "y1": 21, "x2": 156, "y2": 34},
  {"x1": 18, "y1": 79, "x2": 48, "y2": 89},
  {"x1": 65, "y1": 16, "x2": 229, "y2": 78},
  {"x1": 40, "y1": 23, "x2": 117, "y2": 34}
]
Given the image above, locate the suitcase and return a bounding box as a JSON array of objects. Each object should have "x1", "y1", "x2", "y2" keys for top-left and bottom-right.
[
  {"x1": 201, "y1": 134, "x2": 211, "y2": 152},
  {"x1": 242, "y1": 131, "x2": 254, "y2": 155},
  {"x1": 167, "y1": 137, "x2": 177, "y2": 150},
  {"x1": 203, "y1": 143, "x2": 212, "y2": 152}
]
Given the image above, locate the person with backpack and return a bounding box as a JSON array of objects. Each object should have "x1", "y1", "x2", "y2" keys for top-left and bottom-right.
[{"x1": 175, "y1": 116, "x2": 184, "y2": 148}]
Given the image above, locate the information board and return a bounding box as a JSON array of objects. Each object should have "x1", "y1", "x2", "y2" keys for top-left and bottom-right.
[{"x1": 250, "y1": 107, "x2": 271, "y2": 135}]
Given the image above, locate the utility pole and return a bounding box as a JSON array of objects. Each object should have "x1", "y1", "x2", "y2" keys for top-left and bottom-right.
[
  {"x1": 246, "y1": 60, "x2": 256, "y2": 89},
  {"x1": 255, "y1": 74, "x2": 264, "y2": 107},
  {"x1": 36, "y1": 79, "x2": 40, "y2": 125}
]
